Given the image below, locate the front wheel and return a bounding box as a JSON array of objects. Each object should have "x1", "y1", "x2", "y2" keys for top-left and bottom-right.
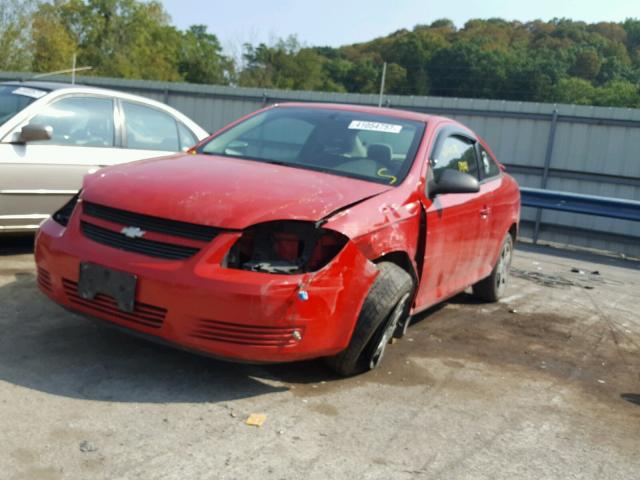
[
  {"x1": 472, "y1": 233, "x2": 513, "y2": 302},
  {"x1": 324, "y1": 262, "x2": 413, "y2": 376}
]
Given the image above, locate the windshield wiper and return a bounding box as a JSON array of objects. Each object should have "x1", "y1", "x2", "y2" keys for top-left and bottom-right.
[{"x1": 254, "y1": 159, "x2": 290, "y2": 167}]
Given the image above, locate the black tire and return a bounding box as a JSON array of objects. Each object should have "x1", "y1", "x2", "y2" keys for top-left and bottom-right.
[
  {"x1": 472, "y1": 233, "x2": 514, "y2": 302},
  {"x1": 325, "y1": 262, "x2": 413, "y2": 376}
]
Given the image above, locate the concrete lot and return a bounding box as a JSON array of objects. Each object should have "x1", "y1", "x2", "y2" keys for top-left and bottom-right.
[{"x1": 0, "y1": 236, "x2": 639, "y2": 480}]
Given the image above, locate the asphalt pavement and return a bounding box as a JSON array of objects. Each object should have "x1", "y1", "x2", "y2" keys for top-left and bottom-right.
[{"x1": 1, "y1": 235, "x2": 639, "y2": 479}]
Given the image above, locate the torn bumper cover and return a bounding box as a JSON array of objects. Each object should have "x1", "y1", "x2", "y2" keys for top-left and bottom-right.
[{"x1": 35, "y1": 214, "x2": 379, "y2": 363}]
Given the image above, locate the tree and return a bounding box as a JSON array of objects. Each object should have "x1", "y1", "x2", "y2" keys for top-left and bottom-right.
[
  {"x1": 623, "y1": 18, "x2": 640, "y2": 50},
  {"x1": 428, "y1": 42, "x2": 516, "y2": 99},
  {"x1": 239, "y1": 36, "x2": 334, "y2": 91},
  {"x1": 263, "y1": 17, "x2": 640, "y2": 106},
  {"x1": 31, "y1": 1, "x2": 76, "y2": 73},
  {"x1": 593, "y1": 80, "x2": 639, "y2": 107},
  {"x1": 77, "y1": 0, "x2": 182, "y2": 80},
  {"x1": 0, "y1": 0, "x2": 35, "y2": 70},
  {"x1": 552, "y1": 77, "x2": 595, "y2": 104},
  {"x1": 2, "y1": 5, "x2": 640, "y2": 107},
  {"x1": 570, "y1": 49, "x2": 602, "y2": 80},
  {"x1": 178, "y1": 25, "x2": 233, "y2": 84},
  {"x1": 31, "y1": 0, "x2": 183, "y2": 80},
  {"x1": 429, "y1": 18, "x2": 456, "y2": 31},
  {"x1": 382, "y1": 32, "x2": 433, "y2": 95}
]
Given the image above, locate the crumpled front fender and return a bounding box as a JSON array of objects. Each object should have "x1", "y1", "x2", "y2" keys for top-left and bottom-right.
[
  {"x1": 290, "y1": 239, "x2": 379, "y2": 353},
  {"x1": 323, "y1": 191, "x2": 422, "y2": 272}
]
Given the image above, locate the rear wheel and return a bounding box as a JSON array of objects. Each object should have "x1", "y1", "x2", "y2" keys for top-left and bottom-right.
[
  {"x1": 472, "y1": 233, "x2": 513, "y2": 302},
  {"x1": 325, "y1": 262, "x2": 413, "y2": 376}
]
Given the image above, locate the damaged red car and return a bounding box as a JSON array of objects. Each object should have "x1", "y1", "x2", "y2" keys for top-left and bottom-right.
[{"x1": 35, "y1": 103, "x2": 520, "y2": 375}]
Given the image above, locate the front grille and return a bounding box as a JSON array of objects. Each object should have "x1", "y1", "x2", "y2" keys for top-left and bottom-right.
[
  {"x1": 63, "y1": 279, "x2": 166, "y2": 329},
  {"x1": 190, "y1": 318, "x2": 301, "y2": 347},
  {"x1": 81, "y1": 221, "x2": 200, "y2": 260},
  {"x1": 37, "y1": 267, "x2": 52, "y2": 292},
  {"x1": 83, "y1": 201, "x2": 220, "y2": 242}
]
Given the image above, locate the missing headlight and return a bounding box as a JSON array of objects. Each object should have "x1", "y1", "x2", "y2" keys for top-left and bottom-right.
[{"x1": 225, "y1": 221, "x2": 348, "y2": 274}]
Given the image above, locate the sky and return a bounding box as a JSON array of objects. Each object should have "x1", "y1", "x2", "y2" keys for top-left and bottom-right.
[{"x1": 162, "y1": 0, "x2": 635, "y2": 54}]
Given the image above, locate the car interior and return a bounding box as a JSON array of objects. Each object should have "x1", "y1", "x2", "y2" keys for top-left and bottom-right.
[{"x1": 207, "y1": 109, "x2": 423, "y2": 185}]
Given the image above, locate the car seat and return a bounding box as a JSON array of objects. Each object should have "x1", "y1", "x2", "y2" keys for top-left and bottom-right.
[{"x1": 367, "y1": 143, "x2": 392, "y2": 165}]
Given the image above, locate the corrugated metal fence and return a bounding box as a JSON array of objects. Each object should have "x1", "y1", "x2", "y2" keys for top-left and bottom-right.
[{"x1": 2, "y1": 71, "x2": 640, "y2": 257}]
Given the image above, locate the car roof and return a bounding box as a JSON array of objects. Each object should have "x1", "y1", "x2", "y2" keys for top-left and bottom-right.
[
  {"x1": 1, "y1": 80, "x2": 122, "y2": 93},
  {"x1": 274, "y1": 102, "x2": 447, "y2": 124},
  {"x1": 0, "y1": 80, "x2": 209, "y2": 139}
]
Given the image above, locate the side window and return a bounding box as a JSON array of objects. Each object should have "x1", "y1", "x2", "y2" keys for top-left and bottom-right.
[
  {"x1": 28, "y1": 96, "x2": 114, "y2": 147},
  {"x1": 479, "y1": 145, "x2": 501, "y2": 179},
  {"x1": 177, "y1": 122, "x2": 197, "y2": 151},
  {"x1": 122, "y1": 101, "x2": 179, "y2": 151},
  {"x1": 432, "y1": 136, "x2": 479, "y2": 180}
]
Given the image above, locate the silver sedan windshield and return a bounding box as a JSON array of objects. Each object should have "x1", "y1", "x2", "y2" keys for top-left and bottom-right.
[{"x1": 0, "y1": 85, "x2": 47, "y2": 124}]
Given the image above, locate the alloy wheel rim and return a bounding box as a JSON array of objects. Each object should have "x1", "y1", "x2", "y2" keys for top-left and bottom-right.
[
  {"x1": 495, "y1": 240, "x2": 513, "y2": 295},
  {"x1": 369, "y1": 293, "x2": 410, "y2": 370}
]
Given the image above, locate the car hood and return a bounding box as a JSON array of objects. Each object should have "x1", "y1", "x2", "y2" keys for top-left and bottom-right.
[{"x1": 82, "y1": 154, "x2": 392, "y2": 229}]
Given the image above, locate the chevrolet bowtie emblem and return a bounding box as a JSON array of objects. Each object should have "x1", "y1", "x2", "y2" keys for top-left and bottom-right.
[{"x1": 121, "y1": 226, "x2": 146, "y2": 239}]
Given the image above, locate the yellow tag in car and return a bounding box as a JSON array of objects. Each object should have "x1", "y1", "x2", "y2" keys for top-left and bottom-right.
[
  {"x1": 377, "y1": 168, "x2": 397, "y2": 185},
  {"x1": 457, "y1": 161, "x2": 469, "y2": 173}
]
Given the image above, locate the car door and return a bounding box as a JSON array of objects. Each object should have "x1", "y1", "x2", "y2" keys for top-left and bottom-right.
[
  {"x1": 415, "y1": 131, "x2": 490, "y2": 308},
  {"x1": 118, "y1": 100, "x2": 194, "y2": 156},
  {"x1": 474, "y1": 143, "x2": 507, "y2": 277}
]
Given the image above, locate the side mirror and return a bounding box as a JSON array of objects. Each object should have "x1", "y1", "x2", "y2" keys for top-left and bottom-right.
[
  {"x1": 18, "y1": 124, "x2": 53, "y2": 143},
  {"x1": 430, "y1": 168, "x2": 479, "y2": 196}
]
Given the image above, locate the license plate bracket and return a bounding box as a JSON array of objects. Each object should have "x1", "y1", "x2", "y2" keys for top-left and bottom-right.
[{"x1": 78, "y1": 262, "x2": 137, "y2": 313}]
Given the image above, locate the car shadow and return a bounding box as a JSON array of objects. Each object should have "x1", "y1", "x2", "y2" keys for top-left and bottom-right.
[
  {"x1": 0, "y1": 233, "x2": 35, "y2": 255},
  {"x1": 0, "y1": 272, "x2": 339, "y2": 404},
  {"x1": 621, "y1": 394, "x2": 640, "y2": 407},
  {"x1": 517, "y1": 241, "x2": 640, "y2": 271},
  {"x1": 446, "y1": 291, "x2": 485, "y2": 305},
  {"x1": 408, "y1": 291, "x2": 482, "y2": 329}
]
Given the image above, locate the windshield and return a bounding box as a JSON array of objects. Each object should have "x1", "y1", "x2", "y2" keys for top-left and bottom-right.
[
  {"x1": 0, "y1": 85, "x2": 47, "y2": 125},
  {"x1": 199, "y1": 107, "x2": 425, "y2": 185}
]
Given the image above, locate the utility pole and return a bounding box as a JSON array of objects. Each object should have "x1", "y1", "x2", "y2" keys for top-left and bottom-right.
[
  {"x1": 71, "y1": 53, "x2": 77, "y2": 85},
  {"x1": 378, "y1": 62, "x2": 387, "y2": 108}
]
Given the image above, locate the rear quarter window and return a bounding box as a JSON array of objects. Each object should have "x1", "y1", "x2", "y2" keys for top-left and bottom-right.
[
  {"x1": 479, "y1": 145, "x2": 501, "y2": 179},
  {"x1": 122, "y1": 101, "x2": 179, "y2": 151}
]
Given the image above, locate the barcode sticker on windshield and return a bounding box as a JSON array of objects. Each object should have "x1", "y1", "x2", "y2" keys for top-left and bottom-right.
[
  {"x1": 12, "y1": 87, "x2": 47, "y2": 99},
  {"x1": 348, "y1": 120, "x2": 402, "y2": 134}
]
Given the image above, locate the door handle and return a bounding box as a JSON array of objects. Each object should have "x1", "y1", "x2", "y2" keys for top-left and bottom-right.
[{"x1": 480, "y1": 207, "x2": 491, "y2": 218}]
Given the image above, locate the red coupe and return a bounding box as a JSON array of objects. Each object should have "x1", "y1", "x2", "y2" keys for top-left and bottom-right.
[{"x1": 35, "y1": 103, "x2": 520, "y2": 375}]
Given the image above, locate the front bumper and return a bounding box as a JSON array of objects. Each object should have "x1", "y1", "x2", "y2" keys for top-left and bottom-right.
[{"x1": 35, "y1": 214, "x2": 378, "y2": 363}]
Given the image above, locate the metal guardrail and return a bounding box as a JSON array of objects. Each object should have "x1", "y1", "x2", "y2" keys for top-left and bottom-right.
[{"x1": 520, "y1": 187, "x2": 640, "y2": 223}]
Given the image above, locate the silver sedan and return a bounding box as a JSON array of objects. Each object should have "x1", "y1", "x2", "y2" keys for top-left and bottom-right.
[{"x1": 0, "y1": 81, "x2": 209, "y2": 232}]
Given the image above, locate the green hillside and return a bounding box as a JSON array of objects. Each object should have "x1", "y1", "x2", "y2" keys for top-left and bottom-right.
[{"x1": 2, "y1": 0, "x2": 639, "y2": 107}]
